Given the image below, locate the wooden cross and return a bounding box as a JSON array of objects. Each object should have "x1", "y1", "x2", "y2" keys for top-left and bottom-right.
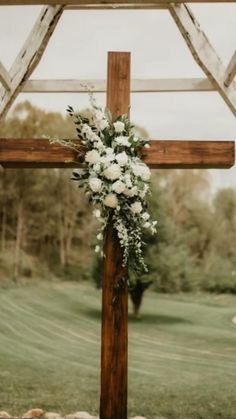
[{"x1": 0, "y1": 52, "x2": 235, "y2": 419}]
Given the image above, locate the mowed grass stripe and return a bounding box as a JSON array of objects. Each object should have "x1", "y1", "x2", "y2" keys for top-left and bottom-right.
[
  {"x1": 0, "y1": 295, "x2": 100, "y2": 345},
  {"x1": 0, "y1": 282, "x2": 236, "y2": 419}
]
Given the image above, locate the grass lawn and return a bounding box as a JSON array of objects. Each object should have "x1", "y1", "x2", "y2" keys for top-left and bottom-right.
[{"x1": 0, "y1": 282, "x2": 236, "y2": 419}]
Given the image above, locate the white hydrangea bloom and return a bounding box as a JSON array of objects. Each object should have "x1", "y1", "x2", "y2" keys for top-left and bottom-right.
[
  {"x1": 113, "y1": 121, "x2": 125, "y2": 133},
  {"x1": 89, "y1": 177, "x2": 102, "y2": 192},
  {"x1": 85, "y1": 150, "x2": 101, "y2": 165},
  {"x1": 116, "y1": 151, "x2": 129, "y2": 167},
  {"x1": 112, "y1": 180, "x2": 126, "y2": 194},
  {"x1": 103, "y1": 164, "x2": 121, "y2": 181},
  {"x1": 104, "y1": 193, "x2": 118, "y2": 208},
  {"x1": 131, "y1": 201, "x2": 142, "y2": 214}
]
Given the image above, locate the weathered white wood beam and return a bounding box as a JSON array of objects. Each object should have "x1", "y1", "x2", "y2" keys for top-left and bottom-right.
[
  {"x1": 23, "y1": 78, "x2": 214, "y2": 93},
  {"x1": 66, "y1": 3, "x2": 167, "y2": 9},
  {"x1": 224, "y1": 51, "x2": 236, "y2": 87},
  {"x1": 169, "y1": 4, "x2": 236, "y2": 117},
  {"x1": 0, "y1": 62, "x2": 11, "y2": 91},
  {"x1": 0, "y1": 0, "x2": 235, "y2": 5},
  {"x1": 0, "y1": 5, "x2": 64, "y2": 119}
]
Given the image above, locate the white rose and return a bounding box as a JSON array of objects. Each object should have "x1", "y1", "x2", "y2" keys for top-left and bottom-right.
[
  {"x1": 131, "y1": 201, "x2": 142, "y2": 214},
  {"x1": 89, "y1": 177, "x2": 102, "y2": 192},
  {"x1": 116, "y1": 152, "x2": 129, "y2": 167},
  {"x1": 103, "y1": 164, "x2": 121, "y2": 181},
  {"x1": 85, "y1": 150, "x2": 101, "y2": 165},
  {"x1": 113, "y1": 121, "x2": 125, "y2": 133},
  {"x1": 142, "y1": 212, "x2": 150, "y2": 221},
  {"x1": 112, "y1": 180, "x2": 126, "y2": 194},
  {"x1": 97, "y1": 233, "x2": 103, "y2": 240},
  {"x1": 115, "y1": 136, "x2": 131, "y2": 147},
  {"x1": 95, "y1": 245, "x2": 100, "y2": 253},
  {"x1": 104, "y1": 193, "x2": 118, "y2": 208},
  {"x1": 132, "y1": 163, "x2": 151, "y2": 181},
  {"x1": 143, "y1": 222, "x2": 151, "y2": 228},
  {"x1": 123, "y1": 188, "x2": 136, "y2": 197}
]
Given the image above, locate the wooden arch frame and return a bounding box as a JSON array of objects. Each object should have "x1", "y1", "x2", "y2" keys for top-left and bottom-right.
[{"x1": 0, "y1": 0, "x2": 235, "y2": 119}]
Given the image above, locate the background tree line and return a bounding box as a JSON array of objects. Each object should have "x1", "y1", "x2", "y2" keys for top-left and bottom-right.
[{"x1": 0, "y1": 102, "x2": 236, "y2": 294}]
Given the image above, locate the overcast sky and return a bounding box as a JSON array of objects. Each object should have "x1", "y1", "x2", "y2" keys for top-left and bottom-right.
[{"x1": 0, "y1": 4, "x2": 235, "y2": 190}]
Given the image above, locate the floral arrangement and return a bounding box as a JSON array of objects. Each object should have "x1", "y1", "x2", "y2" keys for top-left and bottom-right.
[{"x1": 63, "y1": 94, "x2": 157, "y2": 272}]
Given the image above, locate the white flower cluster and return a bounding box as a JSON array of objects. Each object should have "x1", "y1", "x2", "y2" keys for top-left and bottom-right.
[{"x1": 67, "y1": 98, "x2": 157, "y2": 272}]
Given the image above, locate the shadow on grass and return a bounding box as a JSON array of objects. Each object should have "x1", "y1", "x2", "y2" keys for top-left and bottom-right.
[{"x1": 84, "y1": 308, "x2": 191, "y2": 325}]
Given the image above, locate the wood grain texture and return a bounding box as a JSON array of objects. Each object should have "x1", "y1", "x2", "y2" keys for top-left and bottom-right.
[
  {"x1": 99, "y1": 51, "x2": 130, "y2": 419},
  {"x1": 22, "y1": 77, "x2": 214, "y2": 93},
  {"x1": 0, "y1": 5, "x2": 64, "y2": 119},
  {"x1": 224, "y1": 51, "x2": 236, "y2": 87},
  {"x1": 169, "y1": 4, "x2": 236, "y2": 117},
  {"x1": 1, "y1": 138, "x2": 234, "y2": 169},
  {"x1": 0, "y1": 0, "x2": 235, "y2": 4}
]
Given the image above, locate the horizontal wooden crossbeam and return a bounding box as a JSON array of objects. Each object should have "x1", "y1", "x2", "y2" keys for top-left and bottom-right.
[
  {"x1": 66, "y1": 3, "x2": 168, "y2": 8},
  {"x1": 23, "y1": 78, "x2": 214, "y2": 93},
  {"x1": 0, "y1": 138, "x2": 234, "y2": 169}
]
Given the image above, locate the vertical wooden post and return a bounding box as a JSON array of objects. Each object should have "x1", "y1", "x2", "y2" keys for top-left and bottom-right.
[{"x1": 100, "y1": 52, "x2": 131, "y2": 419}]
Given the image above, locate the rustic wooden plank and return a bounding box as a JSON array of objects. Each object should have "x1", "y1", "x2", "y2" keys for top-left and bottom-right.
[
  {"x1": 23, "y1": 78, "x2": 214, "y2": 93},
  {"x1": 99, "y1": 51, "x2": 130, "y2": 419},
  {"x1": 0, "y1": 0, "x2": 235, "y2": 4},
  {"x1": 0, "y1": 61, "x2": 11, "y2": 91},
  {"x1": 0, "y1": 5, "x2": 64, "y2": 119},
  {"x1": 66, "y1": 3, "x2": 168, "y2": 8},
  {"x1": 0, "y1": 138, "x2": 234, "y2": 169},
  {"x1": 224, "y1": 51, "x2": 236, "y2": 87},
  {"x1": 169, "y1": 4, "x2": 236, "y2": 117}
]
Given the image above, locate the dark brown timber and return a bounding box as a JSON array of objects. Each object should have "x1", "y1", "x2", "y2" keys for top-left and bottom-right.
[
  {"x1": 1, "y1": 138, "x2": 234, "y2": 169},
  {"x1": 99, "y1": 52, "x2": 130, "y2": 419}
]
